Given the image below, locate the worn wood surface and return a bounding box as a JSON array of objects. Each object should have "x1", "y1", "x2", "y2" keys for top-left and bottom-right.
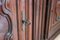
[
  {"x1": 0, "y1": 0, "x2": 18, "y2": 40},
  {"x1": 45, "y1": 0, "x2": 60, "y2": 40},
  {"x1": 17, "y1": 0, "x2": 32, "y2": 40},
  {"x1": 0, "y1": 0, "x2": 60, "y2": 40}
]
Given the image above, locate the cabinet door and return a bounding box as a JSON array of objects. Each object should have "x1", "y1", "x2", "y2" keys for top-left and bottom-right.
[
  {"x1": 0, "y1": 0, "x2": 18, "y2": 40},
  {"x1": 17, "y1": 0, "x2": 32, "y2": 40},
  {"x1": 45, "y1": 0, "x2": 60, "y2": 40}
]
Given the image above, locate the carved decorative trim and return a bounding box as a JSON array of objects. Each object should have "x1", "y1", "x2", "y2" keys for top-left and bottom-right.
[
  {"x1": 45, "y1": 0, "x2": 60, "y2": 40},
  {"x1": 0, "y1": 0, "x2": 12, "y2": 40}
]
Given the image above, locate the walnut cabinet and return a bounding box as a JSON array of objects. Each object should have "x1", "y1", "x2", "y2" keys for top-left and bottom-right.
[{"x1": 0, "y1": 0, "x2": 60, "y2": 40}]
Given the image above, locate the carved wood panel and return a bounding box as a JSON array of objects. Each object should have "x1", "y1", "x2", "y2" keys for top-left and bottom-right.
[
  {"x1": 45, "y1": 0, "x2": 60, "y2": 40},
  {"x1": 0, "y1": 0, "x2": 18, "y2": 40}
]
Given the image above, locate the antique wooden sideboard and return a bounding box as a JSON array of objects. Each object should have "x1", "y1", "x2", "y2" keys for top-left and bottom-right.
[{"x1": 0, "y1": 0, "x2": 60, "y2": 40}]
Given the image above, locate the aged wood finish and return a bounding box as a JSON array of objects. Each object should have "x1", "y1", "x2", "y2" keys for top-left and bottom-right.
[
  {"x1": 17, "y1": 0, "x2": 32, "y2": 40},
  {"x1": 0, "y1": 0, "x2": 18, "y2": 40},
  {"x1": 0, "y1": 0, "x2": 60, "y2": 40},
  {"x1": 33, "y1": 0, "x2": 46, "y2": 40},
  {"x1": 45, "y1": 0, "x2": 60, "y2": 40}
]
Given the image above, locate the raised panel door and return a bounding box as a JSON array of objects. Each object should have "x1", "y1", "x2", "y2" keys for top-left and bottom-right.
[{"x1": 0, "y1": 0, "x2": 18, "y2": 40}]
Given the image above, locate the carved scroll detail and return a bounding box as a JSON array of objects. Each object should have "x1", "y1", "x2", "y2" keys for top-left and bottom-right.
[
  {"x1": 2, "y1": 0, "x2": 11, "y2": 14},
  {"x1": 0, "y1": 0, "x2": 12, "y2": 40}
]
